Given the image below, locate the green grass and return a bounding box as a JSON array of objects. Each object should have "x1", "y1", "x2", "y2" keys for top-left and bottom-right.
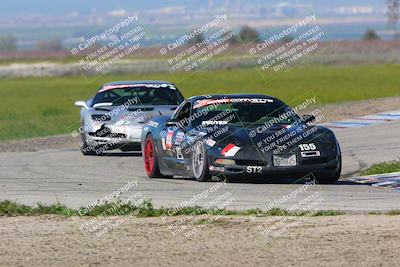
[
  {"x1": 0, "y1": 200, "x2": 76, "y2": 216},
  {"x1": 386, "y1": 210, "x2": 400, "y2": 215},
  {"x1": 368, "y1": 210, "x2": 400, "y2": 215},
  {"x1": 1, "y1": 64, "x2": 400, "y2": 141},
  {"x1": 360, "y1": 161, "x2": 400, "y2": 176},
  {"x1": 0, "y1": 200, "x2": 344, "y2": 217}
]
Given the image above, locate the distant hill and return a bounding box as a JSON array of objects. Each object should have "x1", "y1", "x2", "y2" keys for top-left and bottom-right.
[{"x1": 0, "y1": 0, "x2": 384, "y2": 17}]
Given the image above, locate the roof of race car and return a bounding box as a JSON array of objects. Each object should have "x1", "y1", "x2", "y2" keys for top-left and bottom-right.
[
  {"x1": 103, "y1": 80, "x2": 173, "y2": 86},
  {"x1": 98, "y1": 80, "x2": 176, "y2": 93}
]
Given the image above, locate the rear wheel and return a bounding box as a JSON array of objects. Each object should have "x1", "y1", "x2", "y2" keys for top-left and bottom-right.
[
  {"x1": 144, "y1": 135, "x2": 168, "y2": 178},
  {"x1": 192, "y1": 141, "x2": 211, "y2": 182}
]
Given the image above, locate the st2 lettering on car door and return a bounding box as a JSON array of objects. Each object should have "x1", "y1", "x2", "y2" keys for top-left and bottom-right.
[{"x1": 246, "y1": 166, "x2": 262, "y2": 173}]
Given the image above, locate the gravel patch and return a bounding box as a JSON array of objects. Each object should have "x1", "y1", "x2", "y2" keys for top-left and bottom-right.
[
  {"x1": 0, "y1": 134, "x2": 79, "y2": 152},
  {"x1": 0, "y1": 215, "x2": 399, "y2": 267}
]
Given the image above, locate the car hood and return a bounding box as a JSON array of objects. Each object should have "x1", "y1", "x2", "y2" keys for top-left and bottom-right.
[
  {"x1": 203, "y1": 124, "x2": 335, "y2": 155},
  {"x1": 89, "y1": 105, "x2": 177, "y2": 126}
]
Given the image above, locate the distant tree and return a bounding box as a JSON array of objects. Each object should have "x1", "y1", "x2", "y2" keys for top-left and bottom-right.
[
  {"x1": 0, "y1": 35, "x2": 17, "y2": 51},
  {"x1": 37, "y1": 38, "x2": 63, "y2": 51},
  {"x1": 387, "y1": 1, "x2": 399, "y2": 29},
  {"x1": 239, "y1": 26, "x2": 260, "y2": 43},
  {"x1": 387, "y1": 0, "x2": 400, "y2": 38},
  {"x1": 186, "y1": 33, "x2": 205, "y2": 46},
  {"x1": 362, "y1": 29, "x2": 380, "y2": 40}
]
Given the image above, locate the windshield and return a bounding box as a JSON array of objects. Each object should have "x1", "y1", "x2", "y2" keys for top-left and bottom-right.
[
  {"x1": 191, "y1": 98, "x2": 300, "y2": 127},
  {"x1": 92, "y1": 86, "x2": 184, "y2": 107}
]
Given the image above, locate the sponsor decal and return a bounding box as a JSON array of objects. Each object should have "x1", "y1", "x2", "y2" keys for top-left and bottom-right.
[
  {"x1": 246, "y1": 166, "x2": 263, "y2": 174},
  {"x1": 161, "y1": 138, "x2": 167, "y2": 150},
  {"x1": 202, "y1": 121, "x2": 228, "y2": 126},
  {"x1": 193, "y1": 98, "x2": 273, "y2": 109},
  {"x1": 205, "y1": 139, "x2": 216, "y2": 147},
  {"x1": 175, "y1": 131, "x2": 185, "y2": 144},
  {"x1": 147, "y1": 120, "x2": 159, "y2": 127},
  {"x1": 221, "y1": 143, "x2": 241, "y2": 157},
  {"x1": 176, "y1": 147, "x2": 184, "y2": 160},
  {"x1": 186, "y1": 135, "x2": 195, "y2": 145},
  {"x1": 194, "y1": 99, "x2": 230, "y2": 109},
  {"x1": 166, "y1": 130, "x2": 174, "y2": 149}
]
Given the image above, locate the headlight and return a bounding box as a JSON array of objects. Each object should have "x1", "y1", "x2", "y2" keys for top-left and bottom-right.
[{"x1": 215, "y1": 158, "x2": 235, "y2": 165}]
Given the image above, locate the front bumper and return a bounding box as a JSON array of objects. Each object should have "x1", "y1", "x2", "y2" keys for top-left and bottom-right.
[
  {"x1": 207, "y1": 147, "x2": 341, "y2": 179},
  {"x1": 85, "y1": 124, "x2": 144, "y2": 150},
  {"x1": 209, "y1": 159, "x2": 340, "y2": 178}
]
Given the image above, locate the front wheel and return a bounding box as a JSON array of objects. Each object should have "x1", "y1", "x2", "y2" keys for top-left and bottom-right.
[
  {"x1": 192, "y1": 141, "x2": 211, "y2": 182},
  {"x1": 315, "y1": 155, "x2": 342, "y2": 184},
  {"x1": 315, "y1": 171, "x2": 341, "y2": 184}
]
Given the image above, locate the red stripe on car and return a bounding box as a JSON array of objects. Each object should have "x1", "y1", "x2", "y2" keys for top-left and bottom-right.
[{"x1": 221, "y1": 143, "x2": 235, "y2": 156}]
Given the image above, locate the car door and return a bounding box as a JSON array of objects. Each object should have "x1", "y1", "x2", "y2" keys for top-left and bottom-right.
[{"x1": 160, "y1": 101, "x2": 192, "y2": 171}]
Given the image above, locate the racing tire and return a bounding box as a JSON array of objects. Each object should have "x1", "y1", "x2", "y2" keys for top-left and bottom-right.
[
  {"x1": 144, "y1": 135, "x2": 170, "y2": 178},
  {"x1": 315, "y1": 170, "x2": 340, "y2": 184},
  {"x1": 192, "y1": 141, "x2": 212, "y2": 182}
]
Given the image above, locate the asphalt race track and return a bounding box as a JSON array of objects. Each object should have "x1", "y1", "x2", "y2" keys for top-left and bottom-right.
[{"x1": 1, "y1": 120, "x2": 400, "y2": 212}]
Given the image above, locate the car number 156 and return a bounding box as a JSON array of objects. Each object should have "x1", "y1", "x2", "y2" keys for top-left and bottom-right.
[{"x1": 299, "y1": 143, "x2": 316, "y2": 151}]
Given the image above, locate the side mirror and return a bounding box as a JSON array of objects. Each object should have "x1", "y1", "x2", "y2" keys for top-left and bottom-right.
[
  {"x1": 302, "y1": 114, "x2": 316, "y2": 124},
  {"x1": 75, "y1": 100, "x2": 89, "y2": 109}
]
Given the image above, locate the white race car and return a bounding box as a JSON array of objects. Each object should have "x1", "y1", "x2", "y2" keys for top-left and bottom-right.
[{"x1": 75, "y1": 80, "x2": 184, "y2": 155}]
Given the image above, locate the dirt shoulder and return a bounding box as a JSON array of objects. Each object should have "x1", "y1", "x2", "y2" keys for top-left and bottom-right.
[
  {"x1": 0, "y1": 134, "x2": 80, "y2": 152},
  {"x1": 1, "y1": 96, "x2": 399, "y2": 152},
  {"x1": 309, "y1": 96, "x2": 400, "y2": 122},
  {"x1": 0, "y1": 215, "x2": 399, "y2": 267}
]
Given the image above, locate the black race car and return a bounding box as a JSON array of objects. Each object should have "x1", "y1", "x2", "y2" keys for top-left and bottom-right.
[{"x1": 141, "y1": 94, "x2": 341, "y2": 184}]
